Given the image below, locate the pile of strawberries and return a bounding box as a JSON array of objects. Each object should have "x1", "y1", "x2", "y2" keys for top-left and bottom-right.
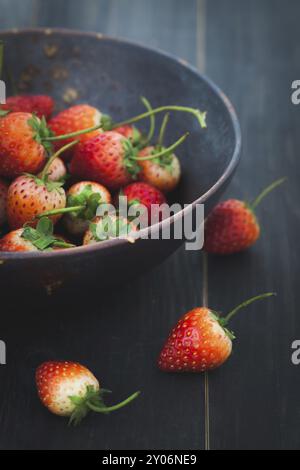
[{"x1": 0, "y1": 95, "x2": 207, "y2": 252}]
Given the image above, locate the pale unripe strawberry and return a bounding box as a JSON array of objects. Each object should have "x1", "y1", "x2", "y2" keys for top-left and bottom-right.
[
  {"x1": 138, "y1": 146, "x2": 181, "y2": 192},
  {"x1": 46, "y1": 157, "x2": 67, "y2": 183},
  {"x1": 36, "y1": 361, "x2": 140, "y2": 425},
  {"x1": 63, "y1": 181, "x2": 112, "y2": 237}
]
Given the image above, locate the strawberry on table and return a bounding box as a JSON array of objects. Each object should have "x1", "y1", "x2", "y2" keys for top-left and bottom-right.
[
  {"x1": 158, "y1": 293, "x2": 275, "y2": 372},
  {"x1": 36, "y1": 361, "x2": 140, "y2": 425},
  {"x1": 0, "y1": 95, "x2": 54, "y2": 120},
  {"x1": 6, "y1": 141, "x2": 77, "y2": 230},
  {"x1": 0, "y1": 178, "x2": 8, "y2": 227},
  {"x1": 205, "y1": 178, "x2": 286, "y2": 255},
  {"x1": 0, "y1": 218, "x2": 74, "y2": 252},
  {"x1": 121, "y1": 182, "x2": 166, "y2": 226}
]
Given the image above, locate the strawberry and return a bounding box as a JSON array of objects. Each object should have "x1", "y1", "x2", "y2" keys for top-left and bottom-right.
[
  {"x1": 46, "y1": 157, "x2": 67, "y2": 183},
  {"x1": 0, "y1": 218, "x2": 74, "y2": 252},
  {"x1": 6, "y1": 141, "x2": 76, "y2": 229},
  {"x1": 114, "y1": 125, "x2": 141, "y2": 145},
  {"x1": 70, "y1": 131, "x2": 188, "y2": 191},
  {"x1": 158, "y1": 293, "x2": 275, "y2": 372},
  {"x1": 0, "y1": 95, "x2": 54, "y2": 120},
  {"x1": 48, "y1": 104, "x2": 104, "y2": 159},
  {"x1": 138, "y1": 146, "x2": 181, "y2": 193},
  {"x1": 0, "y1": 112, "x2": 49, "y2": 178},
  {"x1": 0, "y1": 110, "x2": 104, "y2": 179},
  {"x1": 205, "y1": 178, "x2": 286, "y2": 255},
  {"x1": 70, "y1": 131, "x2": 140, "y2": 190},
  {"x1": 0, "y1": 178, "x2": 8, "y2": 227},
  {"x1": 36, "y1": 361, "x2": 140, "y2": 425},
  {"x1": 121, "y1": 182, "x2": 167, "y2": 226},
  {"x1": 63, "y1": 181, "x2": 112, "y2": 237},
  {"x1": 83, "y1": 215, "x2": 137, "y2": 245}
]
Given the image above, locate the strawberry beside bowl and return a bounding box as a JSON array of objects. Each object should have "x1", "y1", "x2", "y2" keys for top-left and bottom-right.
[{"x1": 0, "y1": 28, "x2": 241, "y2": 291}]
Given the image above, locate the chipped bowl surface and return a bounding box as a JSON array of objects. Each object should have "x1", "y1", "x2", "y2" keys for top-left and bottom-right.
[{"x1": 0, "y1": 28, "x2": 241, "y2": 291}]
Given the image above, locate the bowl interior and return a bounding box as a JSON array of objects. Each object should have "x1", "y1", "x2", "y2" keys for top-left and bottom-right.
[{"x1": 0, "y1": 29, "x2": 240, "y2": 210}]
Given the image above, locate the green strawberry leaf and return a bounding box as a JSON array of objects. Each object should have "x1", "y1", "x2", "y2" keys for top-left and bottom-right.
[
  {"x1": 28, "y1": 114, "x2": 54, "y2": 154},
  {"x1": 67, "y1": 185, "x2": 102, "y2": 220},
  {"x1": 0, "y1": 109, "x2": 10, "y2": 117},
  {"x1": 90, "y1": 216, "x2": 135, "y2": 242},
  {"x1": 122, "y1": 139, "x2": 141, "y2": 179},
  {"x1": 21, "y1": 217, "x2": 74, "y2": 251}
]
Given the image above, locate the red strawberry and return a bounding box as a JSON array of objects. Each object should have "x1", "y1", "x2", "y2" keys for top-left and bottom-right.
[
  {"x1": 158, "y1": 293, "x2": 275, "y2": 372},
  {"x1": 0, "y1": 218, "x2": 74, "y2": 252},
  {"x1": 0, "y1": 178, "x2": 8, "y2": 227},
  {"x1": 36, "y1": 361, "x2": 140, "y2": 425},
  {"x1": 0, "y1": 112, "x2": 48, "y2": 178},
  {"x1": 63, "y1": 181, "x2": 112, "y2": 237},
  {"x1": 48, "y1": 104, "x2": 103, "y2": 159},
  {"x1": 121, "y1": 182, "x2": 166, "y2": 225},
  {"x1": 205, "y1": 178, "x2": 286, "y2": 255},
  {"x1": 114, "y1": 125, "x2": 141, "y2": 145},
  {"x1": 0, "y1": 95, "x2": 54, "y2": 119},
  {"x1": 6, "y1": 141, "x2": 76, "y2": 229},
  {"x1": 71, "y1": 130, "x2": 188, "y2": 191},
  {"x1": 70, "y1": 131, "x2": 140, "y2": 190}
]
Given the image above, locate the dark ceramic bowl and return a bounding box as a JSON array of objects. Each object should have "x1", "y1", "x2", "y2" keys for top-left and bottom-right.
[{"x1": 0, "y1": 28, "x2": 241, "y2": 291}]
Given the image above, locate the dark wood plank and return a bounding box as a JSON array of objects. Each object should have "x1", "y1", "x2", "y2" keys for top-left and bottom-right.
[
  {"x1": 206, "y1": 0, "x2": 300, "y2": 450},
  {"x1": 0, "y1": 0, "x2": 207, "y2": 450}
]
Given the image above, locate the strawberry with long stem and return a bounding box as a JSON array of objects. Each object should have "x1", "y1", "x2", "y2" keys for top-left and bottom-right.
[
  {"x1": 36, "y1": 361, "x2": 140, "y2": 425},
  {"x1": 70, "y1": 130, "x2": 188, "y2": 190},
  {"x1": 158, "y1": 292, "x2": 276, "y2": 372},
  {"x1": 43, "y1": 103, "x2": 207, "y2": 145},
  {"x1": 138, "y1": 113, "x2": 182, "y2": 192},
  {"x1": 205, "y1": 178, "x2": 286, "y2": 255}
]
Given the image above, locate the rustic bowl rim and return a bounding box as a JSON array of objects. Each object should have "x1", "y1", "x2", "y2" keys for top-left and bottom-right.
[{"x1": 0, "y1": 27, "x2": 242, "y2": 260}]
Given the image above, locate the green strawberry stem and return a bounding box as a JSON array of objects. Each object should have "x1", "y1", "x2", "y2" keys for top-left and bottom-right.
[
  {"x1": 158, "y1": 113, "x2": 170, "y2": 147},
  {"x1": 86, "y1": 391, "x2": 140, "y2": 413},
  {"x1": 43, "y1": 125, "x2": 102, "y2": 142},
  {"x1": 141, "y1": 96, "x2": 155, "y2": 145},
  {"x1": 0, "y1": 40, "x2": 3, "y2": 80},
  {"x1": 251, "y1": 177, "x2": 286, "y2": 210},
  {"x1": 112, "y1": 105, "x2": 207, "y2": 130},
  {"x1": 220, "y1": 292, "x2": 276, "y2": 327},
  {"x1": 40, "y1": 140, "x2": 79, "y2": 180},
  {"x1": 36, "y1": 205, "x2": 85, "y2": 219},
  {"x1": 134, "y1": 132, "x2": 189, "y2": 161}
]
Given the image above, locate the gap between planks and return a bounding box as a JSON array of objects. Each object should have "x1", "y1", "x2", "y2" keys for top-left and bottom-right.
[{"x1": 196, "y1": 0, "x2": 210, "y2": 452}]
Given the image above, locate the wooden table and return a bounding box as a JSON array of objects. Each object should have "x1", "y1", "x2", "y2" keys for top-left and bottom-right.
[{"x1": 0, "y1": 0, "x2": 299, "y2": 450}]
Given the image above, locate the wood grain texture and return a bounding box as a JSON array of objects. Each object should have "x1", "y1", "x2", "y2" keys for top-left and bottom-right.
[
  {"x1": 0, "y1": 0, "x2": 298, "y2": 451},
  {"x1": 206, "y1": 0, "x2": 300, "y2": 450},
  {"x1": 0, "y1": 0, "x2": 207, "y2": 450}
]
